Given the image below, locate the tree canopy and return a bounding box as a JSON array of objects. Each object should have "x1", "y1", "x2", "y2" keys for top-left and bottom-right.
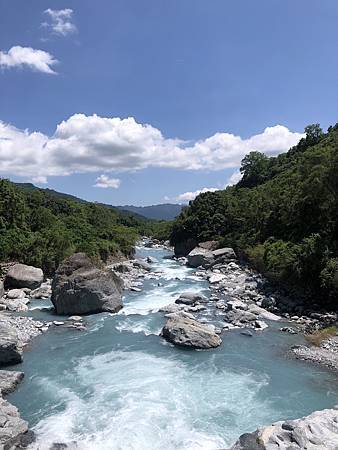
[{"x1": 171, "y1": 124, "x2": 338, "y2": 307}]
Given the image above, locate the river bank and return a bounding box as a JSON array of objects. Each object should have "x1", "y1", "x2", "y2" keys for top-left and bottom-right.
[{"x1": 1, "y1": 240, "x2": 338, "y2": 449}]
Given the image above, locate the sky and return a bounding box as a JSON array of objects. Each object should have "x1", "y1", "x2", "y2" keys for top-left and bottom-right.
[{"x1": 0, "y1": 0, "x2": 337, "y2": 206}]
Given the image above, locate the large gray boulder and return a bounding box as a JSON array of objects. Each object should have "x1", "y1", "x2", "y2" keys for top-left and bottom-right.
[
  {"x1": 161, "y1": 317, "x2": 222, "y2": 349},
  {"x1": 4, "y1": 264, "x2": 43, "y2": 290},
  {"x1": 187, "y1": 247, "x2": 214, "y2": 268},
  {"x1": 0, "y1": 323, "x2": 22, "y2": 366},
  {"x1": 51, "y1": 253, "x2": 123, "y2": 315},
  {"x1": 0, "y1": 282, "x2": 4, "y2": 299},
  {"x1": 228, "y1": 406, "x2": 338, "y2": 450}
]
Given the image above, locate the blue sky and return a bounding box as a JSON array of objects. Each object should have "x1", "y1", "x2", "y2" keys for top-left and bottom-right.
[{"x1": 0, "y1": 0, "x2": 337, "y2": 205}]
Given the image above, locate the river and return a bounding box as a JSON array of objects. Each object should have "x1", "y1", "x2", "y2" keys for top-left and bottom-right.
[{"x1": 8, "y1": 244, "x2": 338, "y2": 449}]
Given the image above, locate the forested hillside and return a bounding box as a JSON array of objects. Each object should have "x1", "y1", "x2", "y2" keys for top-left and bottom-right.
[
  {"x1": 171, "y1": 124, "x2": 338, "y2": 307},
  {"x1": 0, "y1": 180, "x2": 156, "y2": 274}
]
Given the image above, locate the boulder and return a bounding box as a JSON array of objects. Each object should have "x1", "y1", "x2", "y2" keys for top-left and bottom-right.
[
  {"x1": 161, "y1": 317, "x2": 222, "y2": 349},
  {"x1": 248, "y1": 304, "x2": 281, "y2": 321},
  {"x1": 0, "y1": 323, "x2": 22, "y2": 366},
  {"x1": 6, "y1": 289, "x2": 25, "y2": 300},
  {"x1": 51, "y1": 253, "x2": 123, "y2": 315},
  {"x1": 209, "y1": 274, "x2": 226, "y2": 284},
  {"x1": 0, "y1": 282, "x2": 4, "y2": 299},
  {"x1": 198, "y1": 241, "x2": 219, "y2": 251},
  {"x1": 4, "y1": 264, "x2": 43, "y2": 290},
  {"x1": 132, "y1": 260, "x2": 152, "y2": 272},
  {"x1": 0, "y1": 397, "x2": 31, "y2": 449},
  {"x1": 187, "y1": 247, "x2": 214, "y2": 268},
  {"x1": 175, "y1": 292, "x2": 207, "y2": 305},
  {"x1": 212, "y1": 247, "x2": 237, "y2": 261},
  {"x1": 227, "y1": 407, "x2": 338, "y2": 450},
  {"x1": 0, "y1": 370, "x2": 24, "y2": 396},
  {"x1": 174, "y1": 238, "x2": 197, "y2": 257}
]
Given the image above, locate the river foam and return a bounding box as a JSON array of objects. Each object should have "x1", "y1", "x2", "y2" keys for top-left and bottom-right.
[{"x1": 30, "y1": 350, "x2": 272, "y2": 450}]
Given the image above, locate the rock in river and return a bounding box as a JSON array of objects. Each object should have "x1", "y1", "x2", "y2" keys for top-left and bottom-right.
[
  {"x1": 175, "y1": 292, "x2": 207, "y2": 305},
  {"x1": 161, "y1": 317, "x2": 222, "y2": 349},
  {"x1": 0, "y1": 322, "x2": 22, "y2": 366},
  {"x1": 227, "y1": 406, "x2": 338, "y2": 450},
  {"x1": 4, "y1": 263, "x2": 43, "y2": 290},
  {"x1": 51, "y1": 253, "x2": 123, "y2": 315},
  {"x1": 187, "y1": 247, "x2": 214, "y2": 268}
]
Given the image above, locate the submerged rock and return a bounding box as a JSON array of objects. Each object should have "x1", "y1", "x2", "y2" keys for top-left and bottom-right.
[
  {"x1": 4, "y1": 263, "x2": 43, "y2": 290},
  {"x1": 161, "y1": 317, "x2": 222, "y2": 349},
  {"x1": 227, "y1": 406, "x2": 338, "y2": 450},
  {"x1": 51, "y1": 253, "x2": 123, "y2": 315}
]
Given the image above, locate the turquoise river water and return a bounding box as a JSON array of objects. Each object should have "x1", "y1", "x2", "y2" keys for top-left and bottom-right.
[{"x1": 8, "y1": 244, "x2": 338, "y2": 450}]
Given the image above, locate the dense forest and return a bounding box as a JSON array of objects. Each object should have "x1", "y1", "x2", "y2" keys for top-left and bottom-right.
[
  {"x1": 0, "y1": 180, "x2": 160, "y2": 274},
  {"x1": 171, "y1": 124, "x2": 338, "y2": 307}
]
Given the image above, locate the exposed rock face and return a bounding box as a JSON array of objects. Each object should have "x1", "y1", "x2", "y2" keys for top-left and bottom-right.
[
  {"x1": 51, "y1": 253, "x2": 123, "y2": 315},
  {"x1": 0, "y1": 322, "x2": 22, "y2": 366},
  {"x1": 4, "y1": 264, "x2": 43, "y2": 290},
  {"x1": 161, "y1": 317, "x2": 222, "y2": 349},
  {"x1": 227, "y1": 407, "x2": 338, "y2": 450}
]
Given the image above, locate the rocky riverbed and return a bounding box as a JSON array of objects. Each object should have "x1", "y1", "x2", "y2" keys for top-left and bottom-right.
[{"x1": 0, "y1": 240, "x2": 337, "y2": 449}]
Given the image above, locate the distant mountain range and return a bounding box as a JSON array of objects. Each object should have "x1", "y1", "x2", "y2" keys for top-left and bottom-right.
[
  {"x1": 117, "y1": 204, "x2": 183, "y2": 221},
  {"x1": 14, "y1": 183, "x2": 183, "y2": 221}
]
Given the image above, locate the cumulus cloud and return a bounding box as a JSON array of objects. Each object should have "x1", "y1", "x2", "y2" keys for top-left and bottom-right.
[
  {"x1": 0, "y1": 114, "x2": 304, "y2": 184},
  {"x1": 226, "y1": 170, "x2": 242, "y2": 186},
  {"x1": 175, "y1": 187, "x2": 219, "y2": 203},
  {"x1": 32, "y1": 176, "x2": 48, "y2": 184},
  {"x1": 94, "y1": 175, "x2": 121, "y2": 189},
  {"x1": 42, "y1": 8, "x2": 77, "y2": 37},
  {"x1": 174, "y1": 171, "x2": 243, "y2": 203},
  {"x1": 0, "y1": 46, "x2": 58, "y2": 74}
]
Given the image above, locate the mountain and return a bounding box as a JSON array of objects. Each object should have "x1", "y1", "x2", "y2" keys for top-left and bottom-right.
[
  {"x1": 117, "y1": 204, "x2": 183, "y2": 221},
  {"x1": 14, "y1": 184, "x2": 182, "y2": 221}
]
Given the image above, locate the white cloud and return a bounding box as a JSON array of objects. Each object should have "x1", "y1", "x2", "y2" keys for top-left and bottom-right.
[
  {"x1": 175, "y1": 187, "x2": 219, "y2": 203},
  {"x1": 43, "y1": 9, "x2": 77, "y2": 37},
  {"x1": 226, "y1": 170, "x2": 242, "y2": 186},
  {"x1": 32, "y1": 176, "x2": 48, "y2": 184},
  {"x1": 94, "y1": 175, "x2": 121, "y2": 189},
  {"x1": 0, "y1": 46, "x2": 58, "y2": 74},
  {"x1": 0, "y1": 114, "x2": 304, "y2": 183},
  {"x1": 174, "y1": 171, "x2": 243, "y2": 203}
]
